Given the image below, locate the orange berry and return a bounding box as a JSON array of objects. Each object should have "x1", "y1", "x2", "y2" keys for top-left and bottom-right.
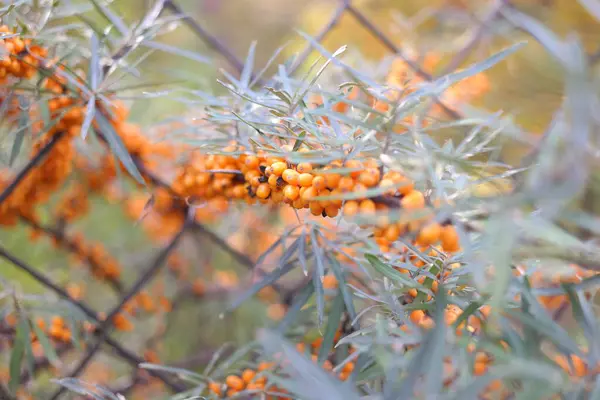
[
  {"x1": 325, "y1": 205, "x2": 339, "y2": 218},
  {"x1": 338, "y1": 176, "x2": 355, "y2": 192},
  {"x1": 296, "y1": 163, "x2": 313, "y2": 173},
  {"x1": 342, "y1": 362, "x2": 355, "y2": 373},
  {"x1": 208, "y1": 382, "x2": 222, "y2": 395},
  {"x1": 301, "y1": 186, "x2": 318, "y2": 202},
  {"x1": 225, "y1": 375, "x2": 245, "y2": 390},
  {"x1": 359, "y1": 199, "x2": 376, "y2": 215},
  {"x1": 256, "y1": 183, "x2": 271, "y2": 199},
  {"x1": 298, "y1": 173, "x2": 314, "y2": 187},
  {"x1": 344, "y1": 160, "x2": 363, "y2": 178},
  {"x1": 322, "y1": 275, "x2": 338, "y2": 289},
  {"x1": 383, "y1": 224, "x2": 401, "y2": 242},
  {"x1": 410, "y1": 310, "x2": 425, "y2": 324},
  {"x1": 417, "y1": 223, "x2": 442, "y2": 246},
  {"x1": 441, "y1": 225, "x2": 460, "y2": 252},
  {"x1": 312, "y1": 176, "x2": 326, "y2": 191},
  {"x1": 282, "y1": 169, "x2": 299, "y2": 185},
  {"x1": 283, "y1": 185, "x2": 300, "y2": 201},
  {"x1": 325, "y1": 173, "x2": 341, "y2": 189},
  {"x1": 242, "y1": 369, "x2": 256, "y2": 383},
  {"x1": 358, "y1": 168, "x2": 380, "y2": 187},
  {"x1": 268, "y1": 174, "x2": 280, "y2": 187},
  {"x1": 473, "y1": 362, "x2": 487, "y2": 376},
  {"x1": 309, "y1": 201, "x2": 324, "y2": 216},
  {"x1": 343, "y1": 200, "x2": 359, "y2": 216},
  {"x1": 271, "y1": 162, "x2": 287, "y2": 176},
  {"x1": 401, "y1": 190, "x2": 425, "y2": 209}
]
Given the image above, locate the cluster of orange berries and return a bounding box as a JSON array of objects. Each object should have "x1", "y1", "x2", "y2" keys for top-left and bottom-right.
[
  {"x1": 208, "y1": 362, "x2": 289, "y2": 399},
  {"x1": 0, "y1": 25, "x2": 47, "y2": 81},
  {"x1": 207, "y1": 330, "x2": 354, "y2": 399},
  {"x1": 2, "y1": 314, "x2": 78, "y2": 353},
  {"x1": 170, "y1": 143, "x2": 463, "y2": 258},
  {"x1": 54, "y1": 183, "x2": 90, "y2": 223}
]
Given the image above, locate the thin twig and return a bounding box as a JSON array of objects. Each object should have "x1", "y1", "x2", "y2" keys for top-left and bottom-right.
[
  {"x1": 343, "y1": 3, "x2": 463, "y2": 120},
  {"x1": 20, "y1": 217, "x2": 124, "y2": 293},
  {"x1": 165, "y1": 0, "x2": 259, "y2": 83},
  {"x1": 438, "y1": 0, "x2": 508, "y2": 76},
  {"x1": 0, "y1": 132, "x2": 64, "y2": 207},
  {"x1": 289, "y1": 3, "x2": 349, "y2": 75}
]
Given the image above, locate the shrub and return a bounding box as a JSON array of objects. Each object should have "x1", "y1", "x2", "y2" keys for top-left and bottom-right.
[{"x1": 0, "y1": 1, "x2": 599, "y2": 399}]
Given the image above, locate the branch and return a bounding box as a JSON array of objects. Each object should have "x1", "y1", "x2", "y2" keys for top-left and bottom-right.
[{"x1": 0, "y1": 132, "x2": 64, "y2": 206}]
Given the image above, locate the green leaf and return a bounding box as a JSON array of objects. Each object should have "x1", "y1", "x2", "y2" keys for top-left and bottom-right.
[
  {"x1": 277, "y1": 282, "x2": 314, "y2": 334},
  {"x1": 80, "y1": 97, "x2": 96, "y2": 140},
  {"x1": 94, "y1": 112, "x2": 145, "y2": 185},
  {"x1": 9, "y1": 97, "x2": 30, "y2": 166},
  {"x1": 20, "y1": 320, "x2": 34, "y2": 379},
  {"x1": 140, "y1": 364, "x2": 206, "y2": 385},
  {"x1": 329, "y1": 256, "x2": 357, "y2": 323},
  {"x1": 317, "y1": 290, "x2": 345, "y2": 364},
  {"x1": 310, "y1": 227, "x2": 326, "y2": 328},
  {"x1": 240, "y1": 41, "x2": 256, "y2": 89},
  {"x1": 365, "y1": 254, "x2": 425, "y2": 289},
  {"x1": 484, "y1": 214, "x2": 516, "y2": 312},
  {"x1": 227, "y1": 259, "x2": 296, "y2": 312},
  {"x1": 9, "y1": 319, "x2": 26, "y2": 394},
  {"x1": 31, "y1": 322, "x2": 60, "y2": 367},
  {"x1": 89, "y1": 32, "x2": 101, "y2": 90},
  {"x1": 440, "y1": 41, "x2": 526, "y2": 89}
]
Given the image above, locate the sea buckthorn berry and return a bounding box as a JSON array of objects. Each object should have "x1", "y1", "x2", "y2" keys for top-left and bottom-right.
[
  {"x1": 410, "y1": 310, "x2": 425, "y2": 324},
  {"x1": 383, "y1": 224, "x2": 401, "y2": 242},
  {"x1": 271, "y1": 190, "x2": 284, "y2": 203},
  {"x1": 268, "y1": 174, "x2": 279, "y2": 187},
  {"x1": 345, "y1": 159, "x2": 363, "y2": 178},
  {"x1": 401, "y1": 190, "x2": 425, "y2": 209},
  {"x1": 441, "y1": 225, "x2": 460, "y2": 252},
  {"x1": 312, "y1": 176, "x2": 326, "y2": 191},
  {"x1": 322, "y1": 275, "x2": 338, "y2": 289},
  {"x1": 301, "y1": 187, "x2": 318, "y2": 202},
  {"x1": 296, "y1": 163, "x2": 312, "y2": 174},
  {"x1": 298, "y1": 173, "x2": 314, "y2": 187},
  {"x1": 271, "y1": 161, "x2": 287, "y2": 176},
  {"x1": 309, "y1": 201, "x2": 324, "y2": 216},
  {"x1": 242, "y1": 369, "x2": 256, "y2": 383},
  {"x1": 208, "y1": 382, "x2": 222, "y2": 395},
  {"x1": 283, "y1": 185, "x2": 300, "y2": 201},
  {"x1": 264, "y1": 166, "x2": 274, "y2": 177},
  {"x1": 226, "y1": 375, "x2": 245, "y2": 390},
  {"x1": 245, "y1": 156, "x2": 259, "y2": 169},
  {"x1": 358, "y1": 168, "x2": 380, "y2": 187},
  {"x1": 256, "y1": 183, "x2": 271, "y2": 199},
  {"x1": 417, "y1": 222, "x2": 442, "y2": 246},
  {"x1": 338, "y1": 176, "x2": 355, "y2": 192},
  {"x1": 282, "y1": 169, "x2": 299, "y2": 185},
  {"x1": 325, "y1": 205, "x2": 339, "y2": 218},
  {"x1": 325, "y1": 173, "x2": 341, "y2": 189},
  {"x1": 343, "y1": 200, "x2": 359, "y2": 216},
  {"x1": 359, "y1": 199, "x2": 376, "y2": 215}
]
